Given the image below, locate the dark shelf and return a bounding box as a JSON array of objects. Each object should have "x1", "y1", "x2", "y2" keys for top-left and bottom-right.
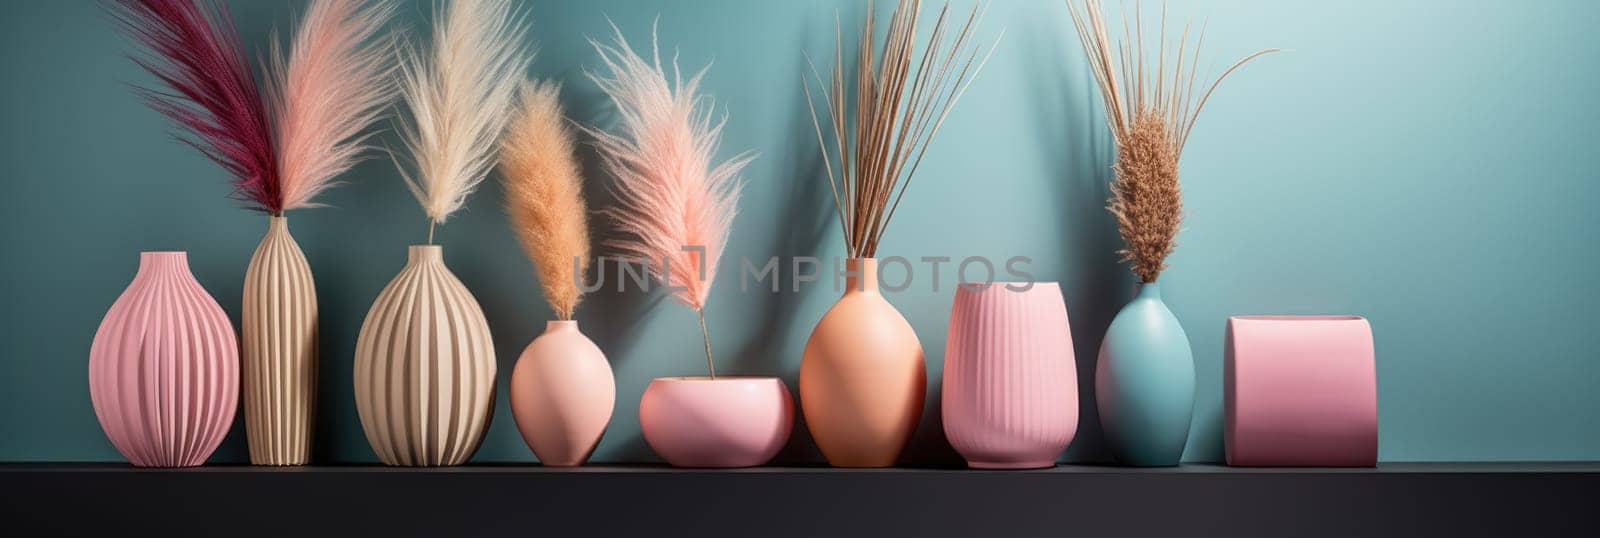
[
  {"x1": 6, "y1": 461, "x2": 1600, "y2": 473},
  {"x1": 3, "y1": 463, "x2": 1596, "y2": 537}
]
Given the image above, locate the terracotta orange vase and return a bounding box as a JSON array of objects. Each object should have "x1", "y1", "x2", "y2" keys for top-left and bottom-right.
[
  {"x1": 800, "y1": 258, "x2": 926, "y2": 467},
  {"x1": 509, "y1": 320, "x2": 614, "y2": 466}
]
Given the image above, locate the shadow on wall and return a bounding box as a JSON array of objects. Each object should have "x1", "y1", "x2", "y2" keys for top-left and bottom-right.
[
  {"x1": 743, "y1": 62, "x2": 837, "y2": 466},
  {"x1": 1023, "y1": 11, "x2": 1129, "y2": 464}
]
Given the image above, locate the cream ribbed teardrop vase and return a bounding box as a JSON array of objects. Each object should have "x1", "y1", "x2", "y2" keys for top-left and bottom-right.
[
  {"x1": 353, "y1": 245, "x2": 496, "y2": 466},
  {"x1": 241, "y1": 216, "x2": 318, "y2": 465},
  {"x1": 89, "y1": 252, "x2": 238, "y2": 467}
]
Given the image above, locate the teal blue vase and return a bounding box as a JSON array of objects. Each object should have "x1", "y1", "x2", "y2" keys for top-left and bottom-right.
[{"x1": 1095, "y1": 282, "x2": 1195, "y2": 466}]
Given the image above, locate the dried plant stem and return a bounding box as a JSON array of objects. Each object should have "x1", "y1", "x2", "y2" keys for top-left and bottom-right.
[
  {"x1": 698, "y1": 309, "x2": 716, "y2": 379},
  {"x1": 804, "y1": 0, "x2": 1001, "y2": 258},
  {"x1": 1066, "y1": 0, "x2": 1277, "y2": 282}
]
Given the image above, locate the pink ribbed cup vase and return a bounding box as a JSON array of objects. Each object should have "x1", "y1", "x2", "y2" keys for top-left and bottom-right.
[
  {"x1": 88, "y1": 252, "x2": 240, "y2": 468},
  {"x1": 942, "y1": 282, "x2": 1077, "y2": 469}
]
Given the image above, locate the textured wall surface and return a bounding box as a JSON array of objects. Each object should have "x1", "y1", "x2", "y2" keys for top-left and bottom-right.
[{"x1": 2, "y1": 0, "x2": 1597, "y2": 463}]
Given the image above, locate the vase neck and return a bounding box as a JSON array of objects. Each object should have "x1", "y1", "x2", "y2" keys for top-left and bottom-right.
[
  {"x1": 545, "y1": 319, "x2": 579, "y2": 334},
  {"x1": 408, "y1": 244, "x2": 443, "y2": 265},
  {"x1": 137, "y1": 251, "x2": 189, "y2": 277},
  {"x1": 1137, "y1": 281, "x2": 1162, "y2": 300},
  {"x1": 844, "y1": 258, "x2": 879, "y2": 294},
  {"x1": 267, "y1": 215, "x2": 289, "y2": 234}
]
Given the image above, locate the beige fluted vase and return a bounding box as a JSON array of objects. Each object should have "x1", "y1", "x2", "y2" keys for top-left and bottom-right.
[
  {"x1": 353, "y1": 245, "x2": 496, "y2": 466},
  {"x1": 241, "y1": 216, "x2": 318, "y2": 465}
]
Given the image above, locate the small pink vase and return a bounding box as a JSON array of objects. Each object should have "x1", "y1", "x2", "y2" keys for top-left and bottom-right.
[
  {"x1": 509, "y1": 320, "x2": 615, "y2": 466},
  {"x1": 88, "y1": 252, "x2": 239, "y2": 467},
  {"x1": 942, "y1": 282, "x2": 1078, "y2": 469},
  {"x1": 638, "y1": 377, "x2": 794, "y2": 468},
  {"x1": 1225, "y1": 315, "x2": 1377, "y2": 467}
]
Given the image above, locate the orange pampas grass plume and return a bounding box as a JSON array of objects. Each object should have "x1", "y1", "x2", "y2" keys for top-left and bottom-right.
[
  {"x1": 1067, "y1": 0, "x2": 1277, "y2": 282},
  {"x1": 501, "y1": 81, "x2": 590, "y2": 320}
]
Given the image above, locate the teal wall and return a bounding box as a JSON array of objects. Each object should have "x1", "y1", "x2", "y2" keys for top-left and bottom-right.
[{"x1": 2, "y1": 0, "x2": 1597, "y2": 464}]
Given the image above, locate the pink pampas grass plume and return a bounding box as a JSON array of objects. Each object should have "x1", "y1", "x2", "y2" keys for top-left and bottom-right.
[
  {"x1": 268, "y1": 0, "x2": 398, "y2": 213},
  {"x1": 583, "y1": 22, "x2": 756, "y2": 377},
  {"x1": 394, "y1": 0, "x2": 532, "y2": 242},
  {"x1": 500, "y1": 81, "x2": 591, "y2": 321},
  {"x1": 108, "y1": 0, "x2": 280, "y2": 213}
]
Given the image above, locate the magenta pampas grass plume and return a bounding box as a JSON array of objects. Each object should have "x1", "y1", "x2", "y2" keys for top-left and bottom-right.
[
  {"x1": 394, "y1": 0, "x2": 532, "y2": 239},
  {"x1": 268, "y1": 0, "x2": 398, "y2": 212},
  {"x1": 584, "y1": 22, "x2": 754, "y2": 312},
  {"x1": 583, "y1": 22, "x2": 755, "y2": 377},
  {"x1": 108, "y1": 0, "x2": 280, "y2": 213}
]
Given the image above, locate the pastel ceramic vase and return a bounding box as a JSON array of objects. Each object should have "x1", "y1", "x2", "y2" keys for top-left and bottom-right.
[
  {"x1": 638, "y1": 377, "x2": 794, "y2": 468},
  {"x1": 509, "y1": 320, "x2": 615, "y2": 466},
  {"x1": 1096, "y1": 282, "x2": 1194, "y2": 466},
  {"x1": 241, "y1": 215, "x2": 318, "y2": 465},
  {"x1": 353, "y1": 245, "x2": 496, "y2": 466},
  {"x1": 943, "y1": 282, "x2": 1078, "y2": 469},
  {"x1": 800, "y1": 258, "x2": 925, "y2": 467},
  {"x1": 1226, "y1": 315, "x2": 1378, "y2": 467},
  {"x1": 88, "y1": 251, "x2": 238, "y2": 468}
]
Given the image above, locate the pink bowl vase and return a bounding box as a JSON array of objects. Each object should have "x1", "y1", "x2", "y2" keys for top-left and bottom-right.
[
  {"x1": 88, "y1": 252, "x2": 239, "y2": 467},
  {"x1": 1225, "y1": 315, "x2": 1378, "y2": 467},
  {"x1": 510, "y1": 320, "x2": 615, "y2": 466},
  {"x1": 638, "y1": 377, "x2": 794, "y2": 468},
  {"x1": 942, "y1": 282, "x2": 1078, "y2": 469}
]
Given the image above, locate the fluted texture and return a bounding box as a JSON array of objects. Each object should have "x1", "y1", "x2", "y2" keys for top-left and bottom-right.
[
  {"x1": 241, "y1": 216, "x2": 318, "y2": 465},
  {"x1": 353, "y1": 245, "x2": 495, "y2": 466},
  {"x1": 89, "y1": 252, "x2": 239, "y2": 468},
  {"x1": 942, "y1": 283, "x2": 1077, "y2": 469}
]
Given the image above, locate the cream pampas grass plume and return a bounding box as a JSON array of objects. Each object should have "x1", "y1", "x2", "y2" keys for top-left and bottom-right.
[
  {"x1": 268, "y1": 0, "x2": 398, "y2": 213},
  {"x1": 501, "y1": 81, "x2": 590, "y2": 321},
  {"x1": 395, "y1": 0, "x2": 532, "y2": 242},
  {"x1": 1067, "y1": 0, "x2": 1277, "y2": 282},
  {"x1": 584, "y1": 22, "x2": 755, "y2": 378}
]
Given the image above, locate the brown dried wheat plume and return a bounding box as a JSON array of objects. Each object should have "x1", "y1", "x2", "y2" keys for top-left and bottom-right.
[
  {"x1": 500, "y1": 81, "x2": 590, "y2": 320},
  {"x1": 804, "y1": 0, "x2": 1002, "y2": 258},
  {"x1": 1067, "y1": 0, "x2": 1277, "y2": 282}
]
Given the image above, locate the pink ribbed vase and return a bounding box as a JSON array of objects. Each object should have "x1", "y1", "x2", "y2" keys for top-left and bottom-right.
[
  {"x1": 942, "y1": 282, "x2": 1077, "y2": 469},
  {"x1": 88, "y1": 252, "x2": 240, "y2": 467}
]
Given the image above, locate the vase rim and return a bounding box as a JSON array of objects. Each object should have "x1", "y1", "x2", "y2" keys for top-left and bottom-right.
[
  {"x1": 957, "y1": 281, "x2": 1058, "y2": 290},
  {"x1": 1231, "y1": 315, "x2": 1365, "y2": 322},
  {"x1": 140, "y1": 250, "x2": 187, "y2": 256},
  {"x1": 651, "y1": 376, "x2": 784, "y2": 384}
]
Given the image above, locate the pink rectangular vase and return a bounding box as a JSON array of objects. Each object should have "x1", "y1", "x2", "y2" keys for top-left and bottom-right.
[{"x1": 1225, "y1": 316, "x2": 1377, "y2": 467}]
